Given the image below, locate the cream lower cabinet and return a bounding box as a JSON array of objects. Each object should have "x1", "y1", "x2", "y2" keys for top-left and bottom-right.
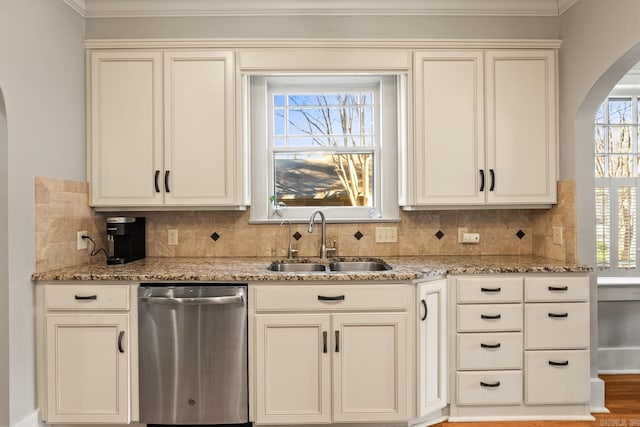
[
  {"x1": 88, "y1": 49, "x2": 241, "y2": 208},
  {"x1": 417, "y1": 279, "x2": 447, "y2": 417},
  {"x1": 37, "y1": 284, "x2": 135, "y2": 424},
  {"x1": 449, "y1": 274, "x2": 591, "y2": 421},
  {"x1": 252, "y1": 284, "x2": 408, "y2": 425}
]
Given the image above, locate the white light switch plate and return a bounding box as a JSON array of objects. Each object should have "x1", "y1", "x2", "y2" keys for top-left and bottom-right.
[{"x1": 168, "y1": 229, "x2": 179, "y2": 246}]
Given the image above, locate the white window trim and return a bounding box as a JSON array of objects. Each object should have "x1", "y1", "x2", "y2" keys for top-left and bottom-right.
[
  {"x1": 249, "y1": 74, "x2": 400, "y2": 223},
  {"x1": 595, "y1": 91, "x2": 640, "y2": 276}
]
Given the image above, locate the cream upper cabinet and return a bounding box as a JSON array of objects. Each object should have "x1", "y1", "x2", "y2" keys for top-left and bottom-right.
[
  {"x1": 88, "y1": 50, "x2": 241, "y2": 208},
  {"x1": 89, "y1": 51, "x2": 163, "y2": 207},
  {"x1": 409, "y1": 49, "x2": 557, "y2": 207}
]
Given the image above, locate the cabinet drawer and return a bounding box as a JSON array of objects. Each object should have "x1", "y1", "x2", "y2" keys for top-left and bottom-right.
[
  {"x1": 457, "y1": 277, "x2": 523, "y2": 304},
  {"x1": 456, "y1": 371, "x2": 522, "y2": 406},
  {"x1": 254, "y1": 285, "x2": 408, "y2": 312},
  {"x1": 525, "y1": 303, "x2": 589, "y2": 349},
  {"x1": 524, "y1": 276, "x2": 588, "y2": 302},
  {"x1": 457, "y1": 333, "x2": 523, "y2": 370},
  {"x1": 457, "y1": 304, "x2": 522, "y2": 332},
  {"x1": 44, "y1": 285, "x2": 130, "y2": 311},
  {"x1": 525, "y1": 350, "x2": 590, "y2": 404}
]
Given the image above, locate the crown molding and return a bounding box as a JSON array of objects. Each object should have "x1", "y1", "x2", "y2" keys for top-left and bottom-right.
[
  {"x1": 62, "y1": 0, "x2": 86, "y2": 16},
  {"x1": 64, "y1": 0, "x2": 581, "y2": 18}
]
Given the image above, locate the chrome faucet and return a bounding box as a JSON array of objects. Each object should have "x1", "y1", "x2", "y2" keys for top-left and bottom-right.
[
  {"x1": 308, "y1": 210, "x2": 337, "y2": 259},
  {"x1": 280, "y1": 219, "x2": 298, "y2": 259}
]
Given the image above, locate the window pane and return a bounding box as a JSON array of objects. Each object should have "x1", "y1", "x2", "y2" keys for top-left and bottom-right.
[
  {"x1": 609, "y1": 155, "x2": 634, "y2": 177},
  {"x1": 617, "y1": 186, "x2": 637, "y2": 269},
  {"x1": 595, "y1": 156, "x2": 606, "y2": 177},
  {"x1": 595, "y1": 102, "x2": 606, "y2": 124},
  {"x1": 274, "y1": 152, "x2": 374, "y2": 207},
  {"x1": 595, "y1": 126, "x2": 606, "y2": 153},
  {"x1": 274, "y1": 94, "x2": 286, "y2": 107},
  {"x1": 596, "y1": 187, "x2": 610, "y2": 269},
  {"x1": 287, "y1": 107, "x2": 373, "y2": 139},
  {"x1": 609, "y1": 98, "x2": 633, "y2": 124},
  {"x1": 609, "y1": 126, "x2": 633, "y2": 153},
  {"x1": 274, "y1": 109, "x2": 286, "y2": 135}
]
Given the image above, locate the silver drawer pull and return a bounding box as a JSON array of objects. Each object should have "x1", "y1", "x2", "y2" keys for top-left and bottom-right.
[{"x1": 480, "y1": 381, "x2": 501, "y2": 388}]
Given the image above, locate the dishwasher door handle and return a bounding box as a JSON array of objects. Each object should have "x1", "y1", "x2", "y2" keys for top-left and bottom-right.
[{"x1": 139, "y1": 295, "x2": 244, "y2": 305}]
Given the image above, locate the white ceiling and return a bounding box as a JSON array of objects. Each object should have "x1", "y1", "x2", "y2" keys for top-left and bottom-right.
[{"x1": 62, "y1": 0, "x2": 580, "y2": 18}]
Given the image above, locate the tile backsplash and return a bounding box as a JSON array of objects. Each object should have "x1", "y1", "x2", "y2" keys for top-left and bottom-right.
[{"x1": 34, "y1": 177, "x2": 577, "y2": 272}]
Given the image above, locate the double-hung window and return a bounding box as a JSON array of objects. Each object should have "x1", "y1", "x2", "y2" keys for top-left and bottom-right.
[
  {"x1": 250, "y1": 75, "x2": 399, "y2": 222},
  {"x1": 595, "y1": 95, "x2": 640, "y2": 274}
]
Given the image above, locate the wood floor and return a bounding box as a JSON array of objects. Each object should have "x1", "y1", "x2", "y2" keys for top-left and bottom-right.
[{"x1": 433, "y1": 375, "x2": 640, "y2": 427}]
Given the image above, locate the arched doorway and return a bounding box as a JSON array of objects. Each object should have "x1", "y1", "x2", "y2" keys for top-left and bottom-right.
[
  {"x1": 575, "y1": 44, "x2": 640, "y2": 410},
  {"x1": 0, "y1": 85, "x2": 9, "y2": 426}
]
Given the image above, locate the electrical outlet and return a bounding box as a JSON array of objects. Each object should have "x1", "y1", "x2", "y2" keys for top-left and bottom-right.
[
  {"x1": 552, "y1": 226, "x2": 564, "y2": 245},
  {"x1": 168, "y1": 229, "x2": 179, "y2": 246},
  {"x1": 462, "y1": 232, "x2": 480, "y2": 244},
  {"x1": 375, "y1": 226, "x2": 397, "y2": 243},
  {"x1": 457, "y1": 227, "x2": 468, "y2": 243},
  {"x1": 77, "y1": 231, "x2": 88, "y2": 251}
]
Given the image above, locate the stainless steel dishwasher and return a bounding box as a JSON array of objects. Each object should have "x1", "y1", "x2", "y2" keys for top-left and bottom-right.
[{"x1": 138, "y1": 284, "x2": 248, "y2": 425}]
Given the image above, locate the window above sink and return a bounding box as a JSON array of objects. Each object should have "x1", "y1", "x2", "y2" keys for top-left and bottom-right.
[{"x1": 249, "y1": 75, "x2": 401, "y2": 223}]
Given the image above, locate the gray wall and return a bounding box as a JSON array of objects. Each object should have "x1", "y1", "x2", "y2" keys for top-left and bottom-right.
[
  {"x1": 0, "y1": 0, "x2": 85, "y2": 425},
  {"x1": 0, "y1": 87, "x2": 8, "y2": 427},
  {"x1": 85, "y1": 15, "x2": 560, "y2": 39}
]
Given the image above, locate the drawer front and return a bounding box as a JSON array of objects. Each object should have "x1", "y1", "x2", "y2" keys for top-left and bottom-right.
[
  {"x1": 525, "y1": 303, "x2": 589, "y2": 349},
  {"x1": 457, "y1": 277, "x2": 523, "y2": 304},
  {"x1": 456, "y1": 371, "x2": 522, "y2": 406},
  {"x1": 457, "y1": 333, "x2": 523, "y2": 370},
  {"x1": 525, "y1": 350, "x2": 590, "y2": 404},
  {"x1": 254, "y1": 285, "x2": 408, "y2": 312},
  {"x1": 45, "y1": 284, "x2": 130, "y2": 311},
  {"x1": 457, "y1": 304, "x2": 522, "y2": 332},
  {"x1": 524, "y1": 276, "x2": 589, "y2": 302}
]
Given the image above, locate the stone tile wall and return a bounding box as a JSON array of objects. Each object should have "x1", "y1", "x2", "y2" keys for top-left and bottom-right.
[
  {"x1": 35, "y1": 177, "x2": 106, "y2": 272},
  {"x1": 35, "y1": 177, "x2": 578, "y2": 271}
]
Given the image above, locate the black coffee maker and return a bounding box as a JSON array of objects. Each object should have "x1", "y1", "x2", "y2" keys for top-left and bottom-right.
[{"x1": 106, "y1": 217, "x2": 146, "y2": 265}]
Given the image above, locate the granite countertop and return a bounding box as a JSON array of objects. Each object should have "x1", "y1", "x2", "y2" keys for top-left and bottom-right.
[{"x1": 31, "y1": 255, "x2": 592, "y2": 282}]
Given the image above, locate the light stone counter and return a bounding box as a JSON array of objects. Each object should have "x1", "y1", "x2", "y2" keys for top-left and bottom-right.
[{"x1": 31, "y1": 255, "x2": 592, "y2": 282}]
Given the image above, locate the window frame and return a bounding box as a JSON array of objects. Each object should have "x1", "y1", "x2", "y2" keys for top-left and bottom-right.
[
  {"x1": 595, "y1": 89, "x2": 640, "y2": 276},
  {"x1": 249, "y1": 74, "x2": 400, "y2": 223}
]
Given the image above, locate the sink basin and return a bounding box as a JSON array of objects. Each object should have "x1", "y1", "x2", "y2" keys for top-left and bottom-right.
[
  {"x1": 268, "y1": 262, "x2": 327, "y2": 272},
  {"x1": 329, "y1": 260, "x2": 391, "y2": 272}
]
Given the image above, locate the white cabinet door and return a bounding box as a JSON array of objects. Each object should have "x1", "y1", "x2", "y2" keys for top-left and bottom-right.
[
  {"x1": 413, "y1": 51, "x2": 485, "y2": 205},
  {"x1": 332, "y1": 313, "x2": 406, "y2": 423},
  {"x1": 89, "y1": 51, "x2": 163, "y2": 207},
  {"x1": 163, "y1": 51, "x2": 237, "y2": 206},
  {"x1": 485, "y1": 50, "x2": 557, "y2": 205},
  {"x1": 255, "y1": 314, "x2": 331, "y2": 425},
  {"x1": 46, "y1": 314, "x2": 129, "y2": 423},
  {"x1": 417, "y1": 279, "x2": 447, "y2": 417}
]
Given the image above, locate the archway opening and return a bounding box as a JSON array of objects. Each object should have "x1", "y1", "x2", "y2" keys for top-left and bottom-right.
[{"x1": 576, "y1": 43, "x2": 640, "y2": 383}]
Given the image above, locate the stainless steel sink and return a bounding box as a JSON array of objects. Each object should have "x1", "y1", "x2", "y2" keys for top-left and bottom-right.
[
  {"x1": 268, "y1": 262, "x2": 327, "y2": 272},
  {"x1": 329, "y1": 260, "x2": 391, "y2": 272}
]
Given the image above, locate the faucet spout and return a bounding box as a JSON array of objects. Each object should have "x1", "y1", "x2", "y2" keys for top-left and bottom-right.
[{"x1": 308, "y1": 210, "x2": 335, "y2": 259}]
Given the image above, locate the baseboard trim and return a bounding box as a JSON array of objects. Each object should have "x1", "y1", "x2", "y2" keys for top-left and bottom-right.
[
  {"x1": 590, "y1": 376, "x2": 609, "y2": 413},
  {"x1": 13, "y1": 411, "x2": 40, "y2": 427}
]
